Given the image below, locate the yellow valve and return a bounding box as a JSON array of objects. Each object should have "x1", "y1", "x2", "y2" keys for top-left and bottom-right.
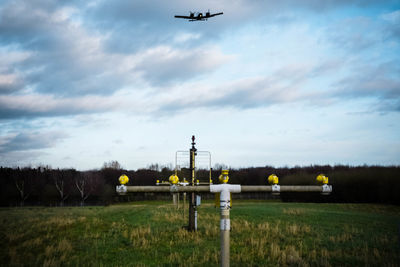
[
  {"x1": 219, "y1": 170, "x2": 229, "y2": 183},
  {"x1": 169, "y1": 174, "x2": 179, "y2": 184},
  {"x1": 119, "y1": 174, "x2": 129, "y2": 185},
  {"x1": 268, "y1": 174, "x2": 279, "y2": 185},
  {"x1": 316, "y1": 174, "x2": 329, "y2": 184}
]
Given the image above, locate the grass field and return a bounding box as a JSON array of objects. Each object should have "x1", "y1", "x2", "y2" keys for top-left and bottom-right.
[{"x1": 1, "y1": 200, "x2": 400, "y2": 266}]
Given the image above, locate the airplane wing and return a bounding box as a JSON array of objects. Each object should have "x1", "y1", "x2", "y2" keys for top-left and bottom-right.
[
  {"x1": 209, "y1": 12, "x2": 223, "y2": 17},
  {"x1": 174, "y1": 15, "x2": 192, "y2": 19}
]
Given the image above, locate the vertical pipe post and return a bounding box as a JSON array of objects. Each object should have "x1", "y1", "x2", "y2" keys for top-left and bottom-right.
[
  {"x1": 210, "y1": 173, "x2": 241, "y2": 267},
  {"x1": 183, "y1": 192, "x2": 186, "y2": 219},
  {"x1": 220, "y1": 192, "x2": 230, "y2": 267},
  {"x1": 188, "y1": 135, "x2": 197, "y2": 231}
]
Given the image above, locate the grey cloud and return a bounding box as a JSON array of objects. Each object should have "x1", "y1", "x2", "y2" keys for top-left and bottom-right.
[
  {"x1": 0, "y1": 0, "x2": 70, "y2": 50},
  {"x1": 325, "y1": 16, "x2": 380, "y2": 52},
  {"x1": 156, "y1": 58, "x2": 400, "y2": 114},
  {"x1": 0, "y1": 0, "x2": 233, "y2": 98},
  {"x1": 0, "y1": 92, "x2": 159, "y2": 119},
  {"x1": 157, "y1": 66, "x2": 312, "y2": 113},
  {"x1": 205, "y1": 78, "x2": 304, "y2": 109},
  {"x1": 0, "y1": 1, "x2": 124, "y2": 96},
  {"x1": 1, "y1": 0, "x2": 398, "y2": 120},
  {"x1": 0, "y1": 94, "x2": 113, "y2": 119},
  {"x1": 134, "y1": 46, "x2": 232, "y2": 86},
  {"x1": 0, "y1": 131, "x2": 68, "y2": 154},
  {"x1": 0, "y1": 78, "x2": 23, "y2": 94},
  {"x1": 325, "y1": 9, "x2": 400, "y2": 53},
  {"x1": 381, "y1": 10, "x2": 400, "y2": 40},
  {"x1": 331, "y1": 61, "x2": 400, "y2": 112},
  {"x1": 87, "y1": 0, "x2": 388, "y2": 53}
]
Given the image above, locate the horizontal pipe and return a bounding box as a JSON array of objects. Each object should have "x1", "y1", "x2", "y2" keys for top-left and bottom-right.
[
  {"x1": 123, "y1": 185, "x2": 327, "y2": 193},
  {"x1": 241, "y1": 185, "x2": 324, "y2": 192},
  {"x1": 125, "y1": 185, "x2": 210, "y2": 193}
]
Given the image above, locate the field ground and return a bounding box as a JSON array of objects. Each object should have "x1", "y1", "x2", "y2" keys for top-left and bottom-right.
[{"x1": 1, "y1": 200, "x2": 400, "y2": 266}]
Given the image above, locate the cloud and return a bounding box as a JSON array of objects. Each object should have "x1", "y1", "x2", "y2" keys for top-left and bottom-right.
[
  {"x1": 87, "y1": 0, "x2": 392, "y2": 53},
  {"x1": 0, "y1": 0, "x2": 234, "y2": 98},
  {"x1": 324, "y1": 8, "x2": 400, "y2": 53},
  {"x1": 0, "y1": 1, "x2": 125, "y2": 96},
  {"x1": 0, "y1": 130, "x2": 68, "y2": 154},
  {"x1": 325, "y1": 16, "x2": 382, "y2": 52},
  {"x1": 0, "y1": 93, "x2": 156, "y2": 119},
  {"x1": 0, "y1": 74, "x2": 23, "y2": 94},
  {"x1": 0, "y1": 49, "x2": 30, "y2": 94},
  {"x1": 0, "y1": 0, "x2": 399, "y2": 122},
  {"x1": 381, "y1": 9, "x2": 400, "y2": 40},
  {"x1": 331, "y1": 61, "x2": 400, "y2": 112},
  {"x1": 133, "y1": 46, "x2": 233, "y2": 86},
  {"x1": 156, "y1": 64, "x2": 317, "y2": 113}
]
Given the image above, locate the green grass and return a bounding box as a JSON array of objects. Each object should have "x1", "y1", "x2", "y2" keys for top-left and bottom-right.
[{"x1": 1, "y1": 200, "x2": 399, "y2": 266}]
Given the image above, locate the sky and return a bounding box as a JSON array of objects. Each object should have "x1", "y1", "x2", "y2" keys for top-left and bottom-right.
[{"x1": 0, "y1": 0, "x2": 399, "y2": 170}]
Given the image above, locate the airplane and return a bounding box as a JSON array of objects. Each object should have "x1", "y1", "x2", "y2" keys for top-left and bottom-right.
[{"x1": 174, "y1": 10, "x2": 223, "y2": 21}]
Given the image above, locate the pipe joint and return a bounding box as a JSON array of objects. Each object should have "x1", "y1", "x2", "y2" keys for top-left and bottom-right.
[
  {"x1": 272, "y1": 184, "x2": 280, "y2": 195},
  {"x1": 116, "y1": 185, "x2": 127, "y2": 195},
  {"x1": 170, "y1": 185, "x2": 179, "y2": 193},
  {"x1": 321, "y1": 184, "x2": 332, "y2": 195}
]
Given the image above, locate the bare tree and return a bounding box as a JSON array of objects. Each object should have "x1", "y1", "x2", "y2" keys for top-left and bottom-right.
[
  {"x1": 147, "y1": 163, "x2": 160, "y2": 171},
  {"x1": 75, "y1": 171, "x2": 101, "y2": 206},
  {"x1": 12, "y1": 170, "x2": 31, "y2": 206},
  {"x1": 102, "y1": 160, "x2": 122, "y2": 170},
  {"x1": 53, "y1": 170, "x2": 71, "y2": 207}
]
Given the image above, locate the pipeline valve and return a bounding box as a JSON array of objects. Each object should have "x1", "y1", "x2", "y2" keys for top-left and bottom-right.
[
  {"x1": 116, "y1": 185, "x2": 127, "y2": 195},
  {"x1": 169, "y1": 174, "x2": 179, "y2": 185},
  {"x1": 268, "y1": 174, "x2": 280, "y2": 195},
  {"x1": 116, "y1": 174, "x2": 129, "y2": 195},
  {"x1": 219, "y1": 170, "x2": 229, "y2": 184},
  {"x1": 316, "y1": 174, "x2": 332, "y2": 195}
]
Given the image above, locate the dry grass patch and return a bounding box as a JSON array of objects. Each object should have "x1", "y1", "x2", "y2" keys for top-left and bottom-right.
[
  {"x1": 39, "y1": 216, "x2": 76, "y2": 229},
  {"x1": 283, "y1": 208, "x2": 307, "y2": 216},
  {"x1": 21, "y1": 237, "x2": 43, "y2": 248}
]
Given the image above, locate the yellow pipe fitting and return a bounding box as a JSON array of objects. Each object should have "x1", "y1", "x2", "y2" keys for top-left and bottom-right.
[
  {"x1": 268, "y1": 174, "x2": 279, "y2": 185},
  {"x1": 119, "y1": 174, "x2": 129, "y2": 185},
  {"x1": 169, "y1": 174, "x2": 179, "y2": 184},
  {"x1": 219, "y1": 170, "x2": 229, "y2": 184},
  {"x1": 316, "y1": 174, "x2": 329, "y2": 184}
]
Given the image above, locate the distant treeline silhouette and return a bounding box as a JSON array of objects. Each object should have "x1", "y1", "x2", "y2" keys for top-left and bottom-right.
[{"x1": 0, "y1": 162, "x2": 399, "y2": 206}]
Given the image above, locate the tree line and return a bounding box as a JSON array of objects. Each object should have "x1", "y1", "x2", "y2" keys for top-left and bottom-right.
[{"x1": 0, "y1": 162, "x2": 399, "y2": 206}]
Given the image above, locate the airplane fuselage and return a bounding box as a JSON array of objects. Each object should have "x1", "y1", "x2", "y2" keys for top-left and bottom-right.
[{"x1": 175, "y1": 11, "x2": 223, "y2": 21}]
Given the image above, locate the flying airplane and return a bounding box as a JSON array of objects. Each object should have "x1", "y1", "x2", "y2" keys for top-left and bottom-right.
[{"x1": 174, "y1": 10, "x2": 223, "y2": 21}]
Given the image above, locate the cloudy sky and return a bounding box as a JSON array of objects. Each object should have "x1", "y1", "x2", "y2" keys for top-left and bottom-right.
[{"x1": 0, "y1": 0, "x2": 399, "y2": 170}]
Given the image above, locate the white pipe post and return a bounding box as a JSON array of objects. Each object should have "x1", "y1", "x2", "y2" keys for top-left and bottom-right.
[{"x1": 210, "y1": 184, "x2": 241, "y2": 267}]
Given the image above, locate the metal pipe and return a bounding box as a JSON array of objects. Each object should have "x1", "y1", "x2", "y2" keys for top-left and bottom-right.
[
  {"x1": 123, "y1": 185, "x2": 328, "y2": 193},
  {"x1": 124, "y1": 185, "x2": 210, "y2": 193},
  {"x1": 221, "y1": 209, "x2": 230, "y2": 267},
  {"x1": 240, "y1": 185, "x2": 325, "y2": 192},
  {"x1": 210, "y1": 184, "x2": 241, "y2": 267}
]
